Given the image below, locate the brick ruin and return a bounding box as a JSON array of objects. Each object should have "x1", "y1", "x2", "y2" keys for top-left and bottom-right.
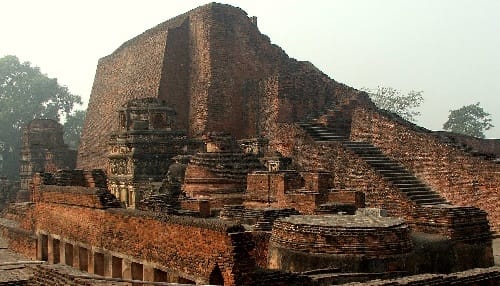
[
  {"x1": 183, "y1": 132, "x2": 265, "y2": 208},
  {"x1": 107, "y1": 98, "x2": 188, "y2": 208},
  {"x1": 1, "y1": 2, "x2": 500, "y2": 286},
  {"x1": 0, "y1": 177, "x2": 18, "y2": 210},
  {"x1": 19, "y1": 119, "x2": 76, "y2": 201}
]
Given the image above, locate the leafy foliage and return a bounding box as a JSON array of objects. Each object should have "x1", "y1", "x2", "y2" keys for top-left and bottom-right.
[
  {"x1": 0, "y1": 55, "x2": 82, "y2": 178},
  {"x1": 363, "y1": 86, "x2": 424, "y2": 122},
  {"x1": 443, "y1": 102, "x2": 493, "y2": 138},
  {"x1": 63, "y1": 110, "x2": 86, "y2": 149}
]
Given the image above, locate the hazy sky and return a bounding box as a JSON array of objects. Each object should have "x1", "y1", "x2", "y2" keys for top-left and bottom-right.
[{"x1": 1, "y1": 0, "x2": 499, "y2": 138}]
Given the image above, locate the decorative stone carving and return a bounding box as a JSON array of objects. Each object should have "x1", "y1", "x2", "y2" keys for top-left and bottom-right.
[{"x1": 107, "y1": 98, "x2": 187, "y2": 208}]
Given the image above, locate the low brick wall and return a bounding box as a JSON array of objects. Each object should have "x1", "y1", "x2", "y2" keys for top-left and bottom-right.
[
  {"x1": 413, "y1": 204, "x2": 491, "y2": 242},
  {"x1": 33, "y1": 202, "x2": 254, "y2": 285},
  {"x1": 327, "y1": 190, "x2": 366, "y2": 208},
  {"x1": 32, "y1": 185, "x2": 120, "y2": 209}
]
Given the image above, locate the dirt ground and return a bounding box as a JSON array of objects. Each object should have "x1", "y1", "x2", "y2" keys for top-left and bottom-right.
[{"x1": 0, "y1": 235, "x2": 34, "y2": 282}]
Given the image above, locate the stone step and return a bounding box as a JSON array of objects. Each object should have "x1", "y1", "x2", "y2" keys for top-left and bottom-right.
[
  {"x1": 414, "y1": 197, "x2": 448, "y2": 205},
  {"x1": 375, "y1": 167, "x2": 412, "y2": 174},
  {"x1": 406, "y1": 191, "x2": 441, "y2": 198},
  {"x1": 369, "y1": 164, "x2": 407, "y2": 171},
  {"x1": 346, "y1": 149, "x2": 385, "y2": 155},
  {"x1": 362, "y1": 157, "x2": 392, "y2": 161},
  {"x1": 387, "y1": 178, "x2": 422, "y2": 185},
  {"x1": 377, "y1": 171, "x2": 414, "y2": 177},
  {"x1": 343, "y1": 145, "x2": 380, "y2": 149},
  {"x1": 392, "y1": 182, "x2": 428, "y2": 188},
  {"x1": 319, "y1": 136, "x2": 347, "y2": 140},
  {"x1": 409, "y1": 196, "x2": 445, "y2": 203},
  {"x1": 399, "y1": 187, "x2": 434, "y2": 194},
  {"x1": 343, "y1": 145, "x2": 377, "y2": 150}
]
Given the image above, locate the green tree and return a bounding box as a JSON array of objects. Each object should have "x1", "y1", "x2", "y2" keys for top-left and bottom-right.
[
  {"x1": 63, "y1": 110, "x2": 86, "y2": 149},
  {"x1": 443, "y1": 102, "x2": 493, "y2": 138},
  {"x1": 0, "y1": 55, "x2": 82, "y2": 178},
  {"x1": 364, "y1": 86, "x2": 424, "y2": 122}
]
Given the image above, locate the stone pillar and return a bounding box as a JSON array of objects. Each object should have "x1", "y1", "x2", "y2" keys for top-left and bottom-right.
[
  {"x1": 104, "y1": 253, "x2": 113, "y2": 277},
  {"x1": 47, "y1": 236, "x2": 54, "y2": 263},
  {"x1": 88, "y1": 250, "x2": 95, "y2": 274},
  {"x1": 73, "y1": 245, "x2": 80, "y2": 269},
  {"x1": 59, "y1": 241, "x2": 66, "y2": 265},
  {"x1": 122, "y1": 258, "x2": 132, "y2": 280},
  {"x1": 143, "y1": 264, "x2": 155, "y2": 282}
]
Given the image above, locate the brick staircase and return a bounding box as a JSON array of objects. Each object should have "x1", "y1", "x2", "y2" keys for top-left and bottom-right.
[
  {"x1": 297, "y1": 121, "x2": 448, "y2": 206},
  {"x1": 342, "y1": 141, "x2": 447, "y2": 205},
  {"x1": 297, "y1": 122, "x2": 347, "y2": 142}
]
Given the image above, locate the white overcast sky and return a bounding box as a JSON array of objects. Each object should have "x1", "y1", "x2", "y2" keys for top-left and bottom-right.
[{"x1": 1, "y1": 0, "x2": 499, "y2": 138}]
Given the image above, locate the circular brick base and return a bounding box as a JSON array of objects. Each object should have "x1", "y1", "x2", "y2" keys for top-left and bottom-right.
[{"x1": 269, "y1": 214, "x2": 413, "y2": 272}]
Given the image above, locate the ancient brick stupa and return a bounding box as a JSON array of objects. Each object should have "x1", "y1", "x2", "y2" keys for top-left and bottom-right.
[
  {"x1": 19, "y1": 119, "x2": 76, "y2": 201},
  {"x1": 77, "y1": 1, "x2": 499, "y2": 235},
  {"x1": 183, "y1": 132, "x2": 264, "y2": 207},
  {"x1": 107, "y1": 98, "x2": 187, "y2": 208}
]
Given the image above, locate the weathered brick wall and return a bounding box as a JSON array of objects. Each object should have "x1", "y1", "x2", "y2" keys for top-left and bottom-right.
[
  {"x1": 350, "y1": 107, "x2": 500, "y2": 233},
  {"x1": 276, "y1": 192, "x2": 319, "y2": 215},
  {"x1": 245, "y1": 171, "x2": 333, "y2": 214},
  {"x1": 327, "y1": 190, "x2": 366, "y2": 208},
  {"x1": 77, "y1": 10, "x2": 188, "y2": 170},
  {"x1": 32, "y1": 186, "x2": 105, "y2": 209},
  {"x1": 33, "y1": 202, "x2": 254, "y2": 285},
  {"x1": 435, "y1": 131, "x2": 500, "y2": 157}
]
